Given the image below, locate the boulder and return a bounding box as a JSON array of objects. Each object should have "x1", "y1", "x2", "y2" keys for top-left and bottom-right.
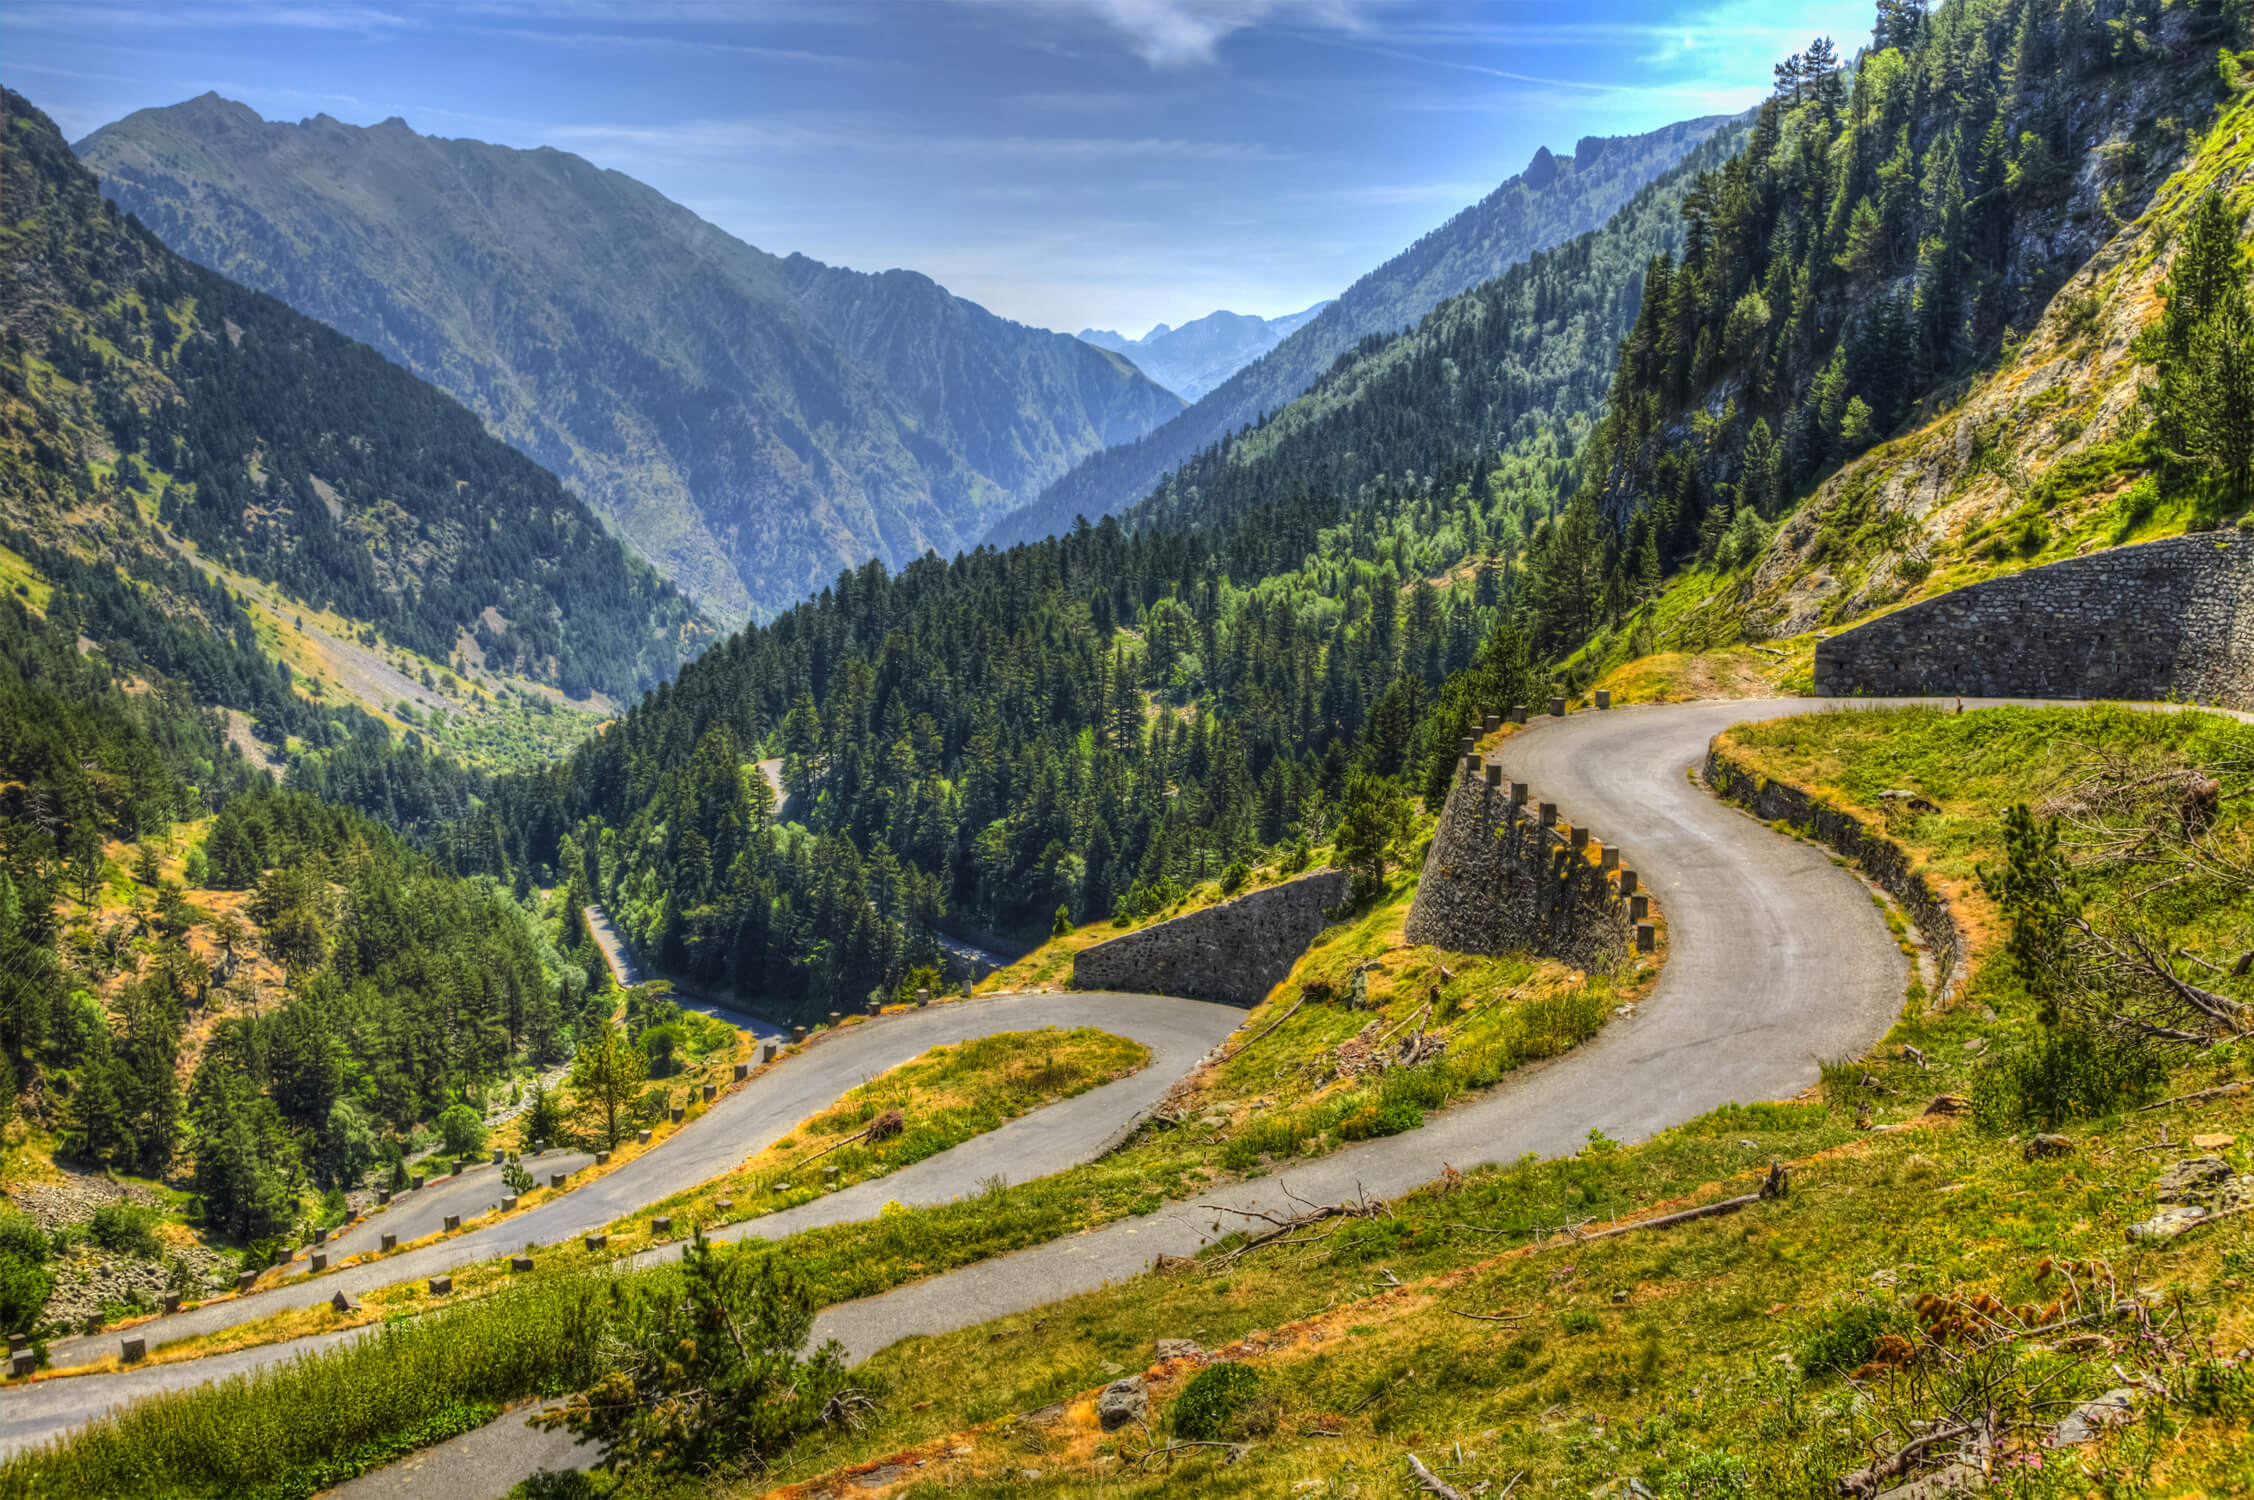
[
  {"x1": 2051, "y1": 1388, "x2": 2137, "y2": 1447},
  {"x1": 2127, "y1": 1205, "x2": 2210, "y2": 1242},
  {"x1": 1096, "y1": 1375, "x2": 1148, "y2": 1431},
  {"x1": 1156, "y1": 1338, "x2": 1204, "y2": 1362},
  {"x1": 2154, "y1": 1157, "x2": 2231, "y2": 1204}
]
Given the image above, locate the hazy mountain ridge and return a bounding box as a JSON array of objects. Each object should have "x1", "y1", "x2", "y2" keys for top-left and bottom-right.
[
  {"x1": 987, "y1": 113, "x2": 1740, "y2": 546},
  {"x1": 1077, "y1": 302, "x2": 1330, "y2": 400},
  {"x1": 75, "y1": 95, "x2": 1183, "y2": 623},
  {"x1": 0, "y1": 87, "x2": 705, "y2": 722}
]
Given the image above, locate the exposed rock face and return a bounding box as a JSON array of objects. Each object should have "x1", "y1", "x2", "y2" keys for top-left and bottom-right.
[
  {"x1": 1814, "y1": 532, "x2": 2254, "y2": 708},
  {"x1": 1072, "y1": 871, "x2": 1350, "y2": 1007},
  {"x1": 1402, "y1": 764, "x2": 1633, "y2": 975}
]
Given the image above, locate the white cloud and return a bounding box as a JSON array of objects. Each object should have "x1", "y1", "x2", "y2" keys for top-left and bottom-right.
[
  {"x1": 960, "y1": 0, "x2": 1383, "y2": 66},
  {"x1": 547, "y1": 112, "x2": 1292, "y2": 163}
]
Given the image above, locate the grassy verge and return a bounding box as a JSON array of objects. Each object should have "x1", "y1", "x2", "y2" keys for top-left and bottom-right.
[
  {"x1": 604, "y1": 1026, "x2": 1149, "y2": 1238},
  {"x1": 0, "y1": 1275, "x2": 607, "y2": 1500}
]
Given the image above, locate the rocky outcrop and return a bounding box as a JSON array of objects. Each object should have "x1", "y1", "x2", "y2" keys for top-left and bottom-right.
[
  {"x1": 1703, "y1": 748, "x2": 1966, "y2": 1005},
  {"x1": 1814, "y1": 532, "x2": 2254, "y2": 708},
  {"x1": 1071, "y1": 870, "x2": 1351, "y2": 1007},
  {"x1": 1403, "y1": 762, "x2": 1635, "y2": 975}
]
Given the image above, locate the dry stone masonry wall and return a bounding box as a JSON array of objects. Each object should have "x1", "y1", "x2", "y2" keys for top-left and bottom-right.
[
  {"x1": 1072, "y1": 869, "x2": 1352, "y2": 1007},
  {"x1": 1703, "y1": 747, "x2": 1966, "y2": 1004},
  {"x1": 1814, "y1": 532, "x2": 2254, "y2": 707},
  {"x1": 1404, "y1": 759, "x2": 1636, "y2": 974}
]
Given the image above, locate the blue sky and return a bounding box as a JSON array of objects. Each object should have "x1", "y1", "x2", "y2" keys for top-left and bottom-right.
[{"x1": 4, "y1": 0, "x2": 1872, "y2": 335}]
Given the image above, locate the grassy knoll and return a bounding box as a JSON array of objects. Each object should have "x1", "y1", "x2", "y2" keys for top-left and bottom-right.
[
  {"x1": 0, "y1": 1275, "x2": 608, "y2": 1500},
  {"x1": 1718, "y1": 703, "x2": 2254, "y2": 963}
]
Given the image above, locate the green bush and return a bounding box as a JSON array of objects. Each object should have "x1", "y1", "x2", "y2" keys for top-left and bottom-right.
[
  {"x1": 0, "y1": 1207, "x2": 47, "y2": 1265},
  {"x1": 87, "y1": 1202, "x2": 163, "y2": 1259},
  {"x1": 0, "y1": 1251, "x2": 52, "y2": 1337},
  {"x1": 1970, "y1": 1023, "x2": 2169, "y2": 1131},
  {"x1": 1171, "y1": 1362, "x2": 1262, "y2": 1440},
  {"x1": 435, "y1": 1103, "x2": 488, "y2": 1158},
  {"x1": 1796, "y1": 1299, "x2": 1899, "y2": 1376}
]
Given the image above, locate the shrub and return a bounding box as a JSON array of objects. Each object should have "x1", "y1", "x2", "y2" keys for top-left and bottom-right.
[
  {"x1": 0, "y1": 1250, "x2": 52, "y2": 1336},
  {"x1": 1220, "y1": 861, "x2": 1250, "y2": 895},
  {"x1": 0, "y1": 1207, "x2": 48, "y2": 1265},
  {"x1": 1172, "y1": 1362, "x2": 1262, "y2": 1440},
  {"x1": 1561, "y1": 1309, "x2": 1604, "y2": 1335},
  {"x1": 1797, "y1": 1299, "x2": 1899, "y2": 1376},
  {"x1": 534, "y1": 1239, "x2": 854, "y2": 1475},
  {"x1": 87, "y1": 1202, "x2": 163, "y2": 1259},
  {"x1": 435, "y1": 1103, "x2": 487, "y2": 1158},
  {"x1": 1970, "y1": 1023, "x2": 2169, "y2": 1131},
  {"x1": 638, "y1": 1022, "x2": 686, "y2": 1077}
]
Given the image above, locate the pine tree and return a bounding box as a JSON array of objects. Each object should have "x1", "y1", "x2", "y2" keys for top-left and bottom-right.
[{"x1": 570, "y1": 1016, "x2": 648, "y2": 1151}]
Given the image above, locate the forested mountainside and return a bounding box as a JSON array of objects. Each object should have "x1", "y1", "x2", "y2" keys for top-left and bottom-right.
[
  {"x1": 1079, "y1": 303, "x2": 1330, "y2": 402},
  {"x1": 988, "y1": 114, "x2": 1736, "y2": 545},
  {"x1": 487, "y1": 475, "x2": 1538, "y2": 1017},
  {"x1": 1583, "y1": 0, "x2": 2254, "y2": 675},
  {"x1": 77, "y1": 96, "x2": 1184, "y2": 623},
  {"x1": 1564, "y1": 0, "x2": 2221, "y2": 632},
  {"x1": 0, "y1": 589, "x2": 597, "y2": 1247},
  {"x1": 0, "y1": 90, "x2": 705, "y2": 737}
]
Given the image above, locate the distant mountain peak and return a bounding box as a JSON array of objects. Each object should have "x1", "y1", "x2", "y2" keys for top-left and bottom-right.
[{"x1": 1072, "y1": 301, "x2": 1331, "y2": 402}]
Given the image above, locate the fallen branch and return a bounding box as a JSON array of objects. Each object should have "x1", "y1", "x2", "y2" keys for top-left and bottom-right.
[
  {"x1": 1231, "y1": 996, "x2": 1308, "y2": 1058},
  {"x1": 1556, "y1": 1166, "x2": 1786, "y2": 1247},
  {"x1": 1134, "y1": 1440, "x2": 1242, "y2": 1469},
  {"x1": 1838, "y1": 1422, "x2": 1979, "y2": 1497},
  {"x1": 1198, "y1": 1186, "x2": 1389, "y2": 1270},
  {"x1": 2134, "y1": 1080, "x2": 2249, "y2": 1112},
  {"x1": 1407, "y1": 1452, "x2": 1470, "y2": 1500},
  {"x1": 1447, "y1": 1308, "x2": 1531, "y2": 1325},
  {"x1": 795, "y1": 1108, "x2": 905, "y2": 1171}
]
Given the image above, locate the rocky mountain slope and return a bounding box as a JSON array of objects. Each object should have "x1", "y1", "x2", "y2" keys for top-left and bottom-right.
[
  {"x1": 75, "y1": 96, "x2": 1183, "y2": 623},
  {"x1": 1078, "y1": 302, "x2": 1329, "y2": 401},
  {"x1": 1567, "y1": 7, "x2": 2248, "y2": 692},
  {"x1": 987, "y1": 114, "x2": 1738, "y2": 545},
  {"x1": 0, "y1": 88, "x2": 705, "y2": 738}
]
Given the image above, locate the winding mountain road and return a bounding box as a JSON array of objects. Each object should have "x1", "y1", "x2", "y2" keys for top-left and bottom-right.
[{"x1": 5, "y1": 698, "x2": 1945, "y2": 1493}]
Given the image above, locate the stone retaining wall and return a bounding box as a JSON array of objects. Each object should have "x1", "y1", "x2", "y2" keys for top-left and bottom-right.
[
  {"x1": 1403, "y1": 764, "x2": 1635, "y2": 975},
  {"x1": 1702, "y1": 747, "x2": 1966, "y2": 1004},
  {"x1": 1071, "y1": 869, "x2": 1352, "y2": 1007},
  {"x1": 1813, "y1": 531, "x2": 2254, "y2": 707}
]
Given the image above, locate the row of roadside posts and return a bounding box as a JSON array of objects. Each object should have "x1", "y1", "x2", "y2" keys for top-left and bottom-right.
[{"x1": 1458, "y1": 692, "x2": 1652, "y2": 952}]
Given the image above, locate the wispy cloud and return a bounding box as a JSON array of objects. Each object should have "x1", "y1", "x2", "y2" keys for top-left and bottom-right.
[
  {"x1": 957, "y1": 0, "x2": 1385, "y2": 66},
  {"x1": 549, "y1": 112, "x2": 1294, "y2": 163}
]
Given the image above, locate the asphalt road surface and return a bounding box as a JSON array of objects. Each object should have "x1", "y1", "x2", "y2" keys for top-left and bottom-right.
[{"x1": 7, "y1": 698, "x2": 1975, "y2": 1494}]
